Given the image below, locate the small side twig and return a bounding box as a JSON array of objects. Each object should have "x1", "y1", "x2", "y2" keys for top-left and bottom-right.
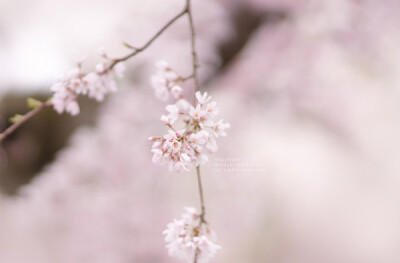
[
  {"x1": 107, "y1": 6, "x2": 189, "y2": 71},
  {"x1": 180, "y1": 74, "x2": 195, "y2": 82},
  {"x1": 0, "y1": 101, "x2": 52, "y2": 143}
]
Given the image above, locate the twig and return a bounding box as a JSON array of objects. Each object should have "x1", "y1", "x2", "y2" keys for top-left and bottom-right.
[
  {"x1": 186, "y1": 0, "x2": 200, "y2": 98},
  {"x1": 193, "y1": 165, "x2": 206, "y2": 263},
  {"x1": 107, "y1": 6, "x2": 189, "y2": 71},
  {"x1": 180, "y1": 74, "x2": 195, "y2": 82},
  {"x1": 0, "y1": 101, "x2": 52, "y2": 143},
  {"x1": 196, "y1": 165, "x2": 206, "y2": 223}
]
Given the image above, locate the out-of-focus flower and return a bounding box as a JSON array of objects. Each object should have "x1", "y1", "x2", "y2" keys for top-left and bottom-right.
[
  {"x1": 51, "y1": 86, "x2": 80, "y2": 116},
  {"x1": 51, "y1": 50, "x2": 125, "y2": 115},
  {"x1": 165, "y1": 104, "x2": 180, "y2": 124},
  {"x1": 151, "y1": 60, "x2": 184, "y2": 101},
  {"x1": 195, "y1": 91, "x2": 212, "y2": 105},
  {"x1": 50, "y1": 67, "x2": 87, "y2": 115},
  {"x1": 212, "y1": 119, "x2": 230, "y2": 137},
  {"x1": 163, "y1": 207, "x2": 221, "y2": 263},
  {"x1": 176, "y1": 98, "x2": 192, "y2": 113}
]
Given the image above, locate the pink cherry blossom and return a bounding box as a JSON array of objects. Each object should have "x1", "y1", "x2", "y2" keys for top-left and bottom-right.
[
  {"x1": 163, "y1": 207, "x2": 221, "y2": 263},
  {"x1": 195, "y1": 91, "x2": 212, "y2": 105},
  {"x1": 149, "y1": 68, "x2": 230, "y2": 173},
  {"x1": 165, "y1": 104, "x2": 180, "y2": 124},
  {"x1": 150, "y1": 60, "x2": 185, "y2": 101},
  {"x1": 51, "y1": 50, "x2": 125, "y2": 115},
  {"x1": 212, "y1": 119, "x2": 230, "y2": 137}
]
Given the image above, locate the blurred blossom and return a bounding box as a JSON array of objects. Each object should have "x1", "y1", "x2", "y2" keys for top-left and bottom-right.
[
  {"x1": 51, "y1": 50, "x2": 125, "y2": 116},
  {"x1": 163, "y1": 207, "x2": 220, "y2": 263},
  {"x1": 150, "y1": 60, "x2": 184, "y2": 101}
]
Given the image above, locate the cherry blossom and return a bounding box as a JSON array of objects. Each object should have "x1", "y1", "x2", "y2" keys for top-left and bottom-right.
[
  {"x1": 195, "y1": 91, "x2": 212, "y2": 105},
  {"x1": 150, "y1": 60, "x2": 184, "y2": 101},
  {"x1": 163, "y1": 207, "x2": 221, "y2": 263},
  {"x1": 50, "y1": 50, "x2": 126, "y2": 115},
  {"x1": 161, "y1": 104, "x2": 180, "y2": 125},
  {"x1": 212, "y1": 119, "x2": 230, "y2": 137},
  {"x1": 150, "y1": 81, "x2": 230, "y2": 172}
]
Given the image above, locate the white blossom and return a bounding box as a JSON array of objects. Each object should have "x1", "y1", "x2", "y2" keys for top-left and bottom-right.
[
  {"x1": 163, "y1": 207, "x2": 221, "y2": 263},
  {"x1": 152, "y1": 149, "x2": 166, "y2": 165},
  {"x1": 171, "y1": 85, "x2": 184, "y2": 99},
  {"x1": 205, "y1": 136, "x2": 218, "y2": 153},
  {"x1": 50, "y1": 68, "x2": 84, "y2": 116},
  {"x1": 195, "y1": 91, "x2": 212, "y2": 105},
  {"x1": 51, "y1": 88, "x2": 80, "y2": 116},
  {"x1": 189, "y1": 104, "x2": 207, "y2": 123},
  {"x1": 150, "y1": 80, "x2": 230, "y2": 172},
  {"x1": 188, "y1": 130, "x2": 209, "y2": 149},
  {"x1": 160, "y1": 115, "x2": 171, "y2": 125},
  {"x1": 156, "y1": 60, "x2": 170, "y2": 71},
  {"x1": 151, "y1": 60, "x2": 184, "y2": 101},
  {"x1": 113, "y1": 62, "x2": 126, "y2": 79},
  {"x1": 165, "y1": 104, "x2": 180, "y2": 124},
  {"x1": 212, "y1": 119, "x2": 230, "y2": 137},
  {"x1": 50, "y1": 51, "x2": 125, "y2": 115},
  {"x1": 205, "y1": 101, "x2": 219, "y2": 118},
  {"x1": 97, "y1": 47, "x2": 108, "y2": 58},
  {"x1": 176, "y1": 98, "x2": 192, "y2": 114}
]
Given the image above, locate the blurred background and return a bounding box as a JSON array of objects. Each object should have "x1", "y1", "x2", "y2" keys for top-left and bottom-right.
[{"x1": 1, "y1": 0, "x2": 400, "y2": 262}]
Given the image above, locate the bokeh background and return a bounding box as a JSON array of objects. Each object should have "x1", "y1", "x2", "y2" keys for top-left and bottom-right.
[{"x1": 1, "y1": 0, "x2": 400, "y2": 262}]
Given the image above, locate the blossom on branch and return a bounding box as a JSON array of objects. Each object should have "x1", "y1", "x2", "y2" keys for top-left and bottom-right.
[
  {"x1": 50, "y1": 49, "x2": 125, "y2": 115},
  {"x1": 163, "y1": 207, "x2": 221, "y2": 263},
  {"x1": 149, "y1": 87, "x2": 230, "y2": 172},
  {"x1": 151, "y1": 60, "x2": 184, "y2": 101}
]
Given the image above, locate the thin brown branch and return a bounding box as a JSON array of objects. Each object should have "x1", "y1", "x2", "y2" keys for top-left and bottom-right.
[
  {"x1": 180, "y1": 74, "x2": 195, "y2": 82},
  {"x1": 0, "y1": 101, "x2": 51, "y2": 143},
  {"x1": 186, "y1": 0, "x2": 200, "y2": 97},
  {"x1": 107, "y1": 6, "x2": 189, "y2": 70},
  {"x1": 196, "y1": 165, "x2": 206, "y2": 223},
  {"x1": 184, "y1": 0, "x2": 206, "y2": 224},
  {"x1": 185, "y1": 1, "x2": 206, "y2": 262},
  {"x1": 193, "y1": 166, "x2": 206, "y2": 263}
]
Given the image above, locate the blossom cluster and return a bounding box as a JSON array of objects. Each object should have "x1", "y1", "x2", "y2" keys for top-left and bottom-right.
[
  {"x1": 51, "y1": 49, "x2": 126, "y2": 115},
  {"x1": 151, "y1": 60, "x2": 184, "y2": 101},
  {"x1": 163, "y1": 207, "x2": 221, "y2": 263},
  {"x1": 149, "y1": 62, "x2": 230, "y2": 172}
]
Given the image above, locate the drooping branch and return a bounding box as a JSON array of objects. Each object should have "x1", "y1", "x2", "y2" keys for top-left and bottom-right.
[
  {"x1": 185, "y1": 0, "x2": 206, "y2": 223},
  {"x1": 196, "y1": 165, "x2": 206, "y2": 223},
  {"x1": 186, "y1": 0, "x2": 200, "y2": 95},
  {"x1": 0, "y1": 4, "x2": 190, "y2": 144},
  {"x1": 184, "y1": 1, "x2": 208, "y2": 262}
]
